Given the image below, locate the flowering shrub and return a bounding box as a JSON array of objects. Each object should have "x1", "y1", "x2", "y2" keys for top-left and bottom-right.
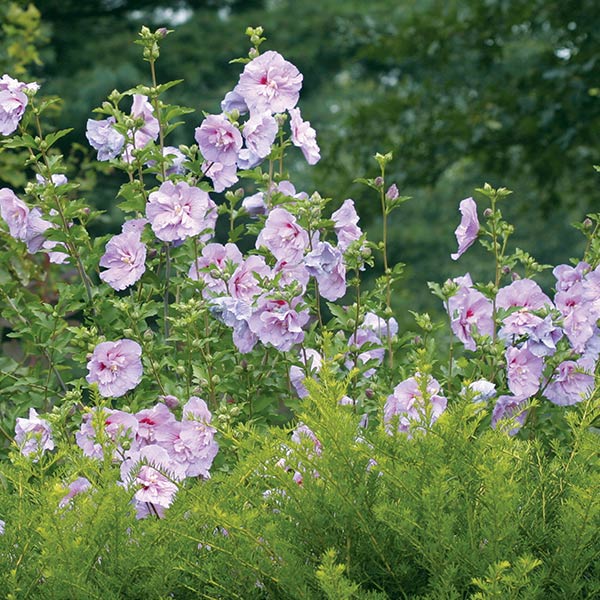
[{"x1": 0, "y1": 25, "x2": 598, "y2": 598}]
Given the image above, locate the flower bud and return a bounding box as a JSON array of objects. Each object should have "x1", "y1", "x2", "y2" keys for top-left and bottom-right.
[
  {"x1": 249, "y1": 47, "x2": 259, "y2": 59},
  {"x1": 160, "y1": 394, "x2": 179, "y2": 409},
  {"x1": 583, "y1": 218, "x2": 593, "y2": 229},
  {"x1": 385, "y1": 183, "x2": 399, "y2": 200},
  {"x1": 365, "y1": 388, "x2": 374, "y2": 399},
  {"x1": 483, "y1": 208, "x2": 493, "y2": 218},
  {"x1": 374, "y1": 176, "x2": 384, "y2": 187}
]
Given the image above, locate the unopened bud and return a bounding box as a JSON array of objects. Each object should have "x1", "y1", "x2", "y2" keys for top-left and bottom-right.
[
  {"x1": 501, "y1": 266, "x2": 511, "y2": 275},
  {"x1": 385, "y1": 183, "x2": 399, "y2": 200},
  {"x1": 365, "y1": 388, "x2": 374, "y2": 399},
  {"x1": 374, "y1": 176, "x2": 384, "y2": 187},
  {"x1": 160, "y1": 395, "x2": 179, "y2": 409},
  {"x1": 583, "y1": 217, "x2": 593, "y2": 229},
  {"x1": 249, "y1": 47, "x2": 259, "y2": 59},
  {"x1": 483, "y1": 208, "x2": 493, "y2": 218},
  {"x1": 155, "y1": 27, "x2": 168, "y2": 38}
]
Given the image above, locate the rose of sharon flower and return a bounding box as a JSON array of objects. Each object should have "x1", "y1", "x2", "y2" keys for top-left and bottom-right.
[
  {"x1": 59, "y1": 477, "x2": 92, "y2": 508},
  {"x1": 248, "y1": 296, "x2": 310, "y2": 352},
  {"x1": 288, "y1": 107, "x2": 320, "y2": 165},
  {"x1": 505, "y1": 346, "x2": 543, "y2": 398},
  {"x1": 126, "y1": 94, "x2": 160, "y2": 155},
  {"x1": 543, "y1": 361, "x2": 594, "y2": 406},
  {"x1": 492, "y1": 395, "x2": 528, "y2": 436},
  {"x1": 384, "y1": 375, "x2": 447, "y2": 435},
  {"x1": 14, "y1": 408, "x2": 54, "y2": 458},
  {"x1": 0, "y1": 187, "x2": 29, "y2": 240},
  {"x1": 195, "y1": 114, "x2": 242, "y2": 166},
  {"x1": 99, "y1": 229, "x2": 147, "y2": 291},
  {"x1": 289, "y1": 349, "x2": 322, "y2": 398},
  {"x1": 256, "y1": 207, "x2": 309, "y2": 263},
  {"x1": 201, "y1": 160, "x2": 239, "y2": 193},
  {"x1": 188, "y1": 242, "x2": 243, "y2": 299},
  {"x1": 146, "y1": 180, "x2": 217, "y2": 243},
  {"x1": 0, "y1": 74, "x2": 34, "y2": 135},
  {"x1": 86, "y1": 339, "x2": 143, "y2": 398},
  {"x1": 243, "y1": 111, "x2": 278, "y2": 159},
  {"x1": 331, "y1": 199, "x2": 362, "y2": 252},
  {"x1": 304, "y1": 241, "x2": 346, "y2": 301},
  {"x1": 496, "y1": 279, "x2": 553, "y2": 311},
  {"x1": 236, "y1": 51, "x2": 303, "y2": 115},
  {"x1": 447, "y1": 278, "x2": 494, "y2": 351},
  {"x1": 451, "y1": 197, "x2": 479, "y2": 260},
  {"x1": 86, "y1": 117, "x2": 125, "y2": 161}
]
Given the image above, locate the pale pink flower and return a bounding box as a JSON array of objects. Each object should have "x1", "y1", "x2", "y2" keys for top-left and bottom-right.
[
  {"x1": 146, "y1": 180, "x2": 217, "y2": 243},
  {"x1": 14, "y1": 408, "x2": 54, "y2": 458},
  {"x1": 201, "y1": 160, "x2": 238, "y2": 192},
  {"x1": 195, "y1": 114, "x2": 242, "y2": 166},
  {"x1": 188, "y1": 242, "x2": 243, "y2": 298},
  {"x1": 543, "y1": 361, "x2": 594, "y2": 406},
  {"x1": 236, "y1": 51, "x2": 303, "y2": 115},
  {"x1": 331, "y1": 199, "x2": 362, "y2": 252},
  {"x1": 288, "y1": 107, "x2": 320, "y2": 165},
  {"x1": 86, "y1": 339, "x2": 143, "y2": 398},
  {"x1": 99, "y1": 230, "x2": 147, "y2": 291},
  {"x1": 505, "y1": 346, "x2": 543, "y2": 398},
  {"x1": 451, "y1": 197, "x2": 479, "y2": 260},
  {"x1": 256, "y1": 207, "x2": 309, "y2": 263},
  {"x1": 243, "y1": 111, "x2": 278, "y2": 159}
]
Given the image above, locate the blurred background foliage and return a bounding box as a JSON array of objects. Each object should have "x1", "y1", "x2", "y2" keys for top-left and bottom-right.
[{"x1": 1, "y1": 0, "x2": 599, "y2": 324}]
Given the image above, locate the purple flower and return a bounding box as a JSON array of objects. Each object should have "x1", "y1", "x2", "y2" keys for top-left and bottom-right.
[
  {"x1": 35, "y1": 173, "x2": 68, "y2": 187},
  {"x1": 236, "y1": 51, "x2": 303, "y2": 115},
  {"x1": 236, "y1": 148, "x2": 262, "y2": 170},
  {"x1": 228, "y1": 255, "x2": 271, "y2": 302},
  {"x1": 86, "y1": 339, "x2": 143, "y2": 398},
  {"x1": 496, "y1": 279, "x2": 553, "y2": 311},
  {"x1": 99, "y1": 230, "x2": 147, "y2": 291},
  {"x1": 242, "y1": 192, "x2": 267, "y2": 217},
  {"x1": 76, "y1": 407, "x2": 139, "y2": 460},
  {"x1": 0, "y1": 75, "x2": 30, "y2": 135},
  {"x1": 86, "y1": 117, "x2": 125, "y2": 161},
  {"x1": 555, "y1": 283, "x2": 597, "y2": 352},
  {"x1": 195, "y1": 114, "x2": 242, "y2": 166},
  {"x1": 451, "y1": 197, "x2": 479, "y2": 260},
  {"x1": 221, "y1": 88, "x2": 248, "y2": 115},
  {"x1": 447, "y1": 283, "x2": 494, "y2": 351},
  {"x1": 553, "y1": 261, "x2": 589, "y2": 292},
  {"x1": 24, "y1": 207, "x2": 52, "y2": 253},
  {"x1": 201, "y1": 160, "x2": 239, "y2": 192},
  {"x1": 499, "y1": 311, "x2": 562, "y2": 357},
  {"x1": 134, "y1": 403, "x2": 177, "y2": 446},
  {"x1": 288, "y1": 107, "x2": 320, "y2": 165},
  {"x1": 272, "y1": 259, "x2": 310, "y2": 295},
  {"x1": 384, "y1": 375, "x2": 447, "y2": 435},
  {"x1": 0, "y1": 187, "x2": 28, "y2": 240},
  {"x1": 121, "y1": 445, "x2": 182, "y2": 519},
  {"x1": 304, "y1": 241, "x2": 346, "y2": 301},
  {"x1": 289, "y1": 349, "x2": 322, "y2": 398},
  {"x1": 243, "y1": 111, "x2": 278, "y2": 159},
  {"x1": 465, "y1": 379, "x2": 497, "y2": 403},
  {"x1": 147, "y1": 146, "x2": 187, "y2": 175},
  {"x1": 128, "y1": 94, "x2": 160, "y2": 152},
  {"x1": 505, "y1": 346, "x2": 543, "y2": 398},
  {"x1": 256, "y1": 207, "x2": 309, "y2": 263},
  {"x1": 59, "y1": 477, "x2": 92, "y2": 508},
  {"x1": 543, "y1": 361, "x2": 594, "y2": 406},
  {"x1": 291, "y1": 423, "x2": 322, "y2": 457},
  {"x1": 491, "y1": 395, "x2": 528, "y2": 436},
  {"x1": 14, "y1": 408, "x2": 54, "y2": 458},
  {"x1": 146, "y1": 180, "x2": 217, "y2": 243},
  {"x1": 248, "y1": 296, "x2": 309, "y2": 351},
  {"x1": 188, "y1": 242, "x2": 243, "y2": 298},
  {"x1": 331, "y1": 199, "x2": 362, "y2": 252},
  {"x1": 0, "y1": 520, "x2": 4, "y2": 535}
]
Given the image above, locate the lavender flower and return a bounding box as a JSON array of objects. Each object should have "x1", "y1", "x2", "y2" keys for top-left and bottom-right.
[
  {"x1": 14, "y1": 408, "x2": 54, "y2": 458},
  {"x1": 0, "y1": 187, "x2": 28, "y2": 240},
  {"x1": 451, "y1": 197, "x2": 479, "y2": 260},
  {"x1": 221, "y1": 88, "x2": 248, "y2": 115},
  {"x1": 447, "y1": 282, "x2": 494, "y2": 351},
  {"x1": 289, "y1": 107, "x2": 320, "y2": 165},
  {"x1": 384, "y1": 375, "x2": 447, "y2": 435},
  {"x1": 256, "y1": 207, "x2": 309, "y2": 263},
  {"x1": 86, "y1": 117, "x2": 125, "y2": 161},
  {"x1": 248, "y1": 296, "x2": 310, "y2": 352},
  {"x1": 243, "y1": 111, "x2": 278, "y2": 159},
  {"x1": 236, "y1": 51, "x2": 303, "y2": 115},
  {"x1": 491, "y1": 395, "x2": 528, "y2": 436},
  {"x1": 146, "y1": 180, "x2": 217, "y2": 243},
  {"x1": 188, "y1": 242, "x2": 243, "y2": 298},
  {"x1": 86, "y1": 339, "x2": 143, "y2": 398},
  {"x1": 543, "y1": 361, "x2": 594, "y2": 406},
  {"x1": 99, "y1": 230, "x2": 147, "y2": 291},
  {"x1": 331, "y1": 199, "x2": 362, "y2": 252},
  {"x1": 59, "y1": 477, "x2": 92, "y2": 508},
  {"x1": 496, "y1": 279, "x2": 552, "y2": 311},
  {"x1": 505, "y1": 346, "x2": 543, "y2": 398},
  {"x1": 0, "y1": 74, "x2": 33, "y2": 135},
  {"x1": 201, "y1": 160, "x2": 239, "y2": 192},
  {"x1": 195, "y1": 114, "x2": 242, "y2": 166},
  {"x1": 304, "y1": 241, "x2": 346, "y2": 301}
]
